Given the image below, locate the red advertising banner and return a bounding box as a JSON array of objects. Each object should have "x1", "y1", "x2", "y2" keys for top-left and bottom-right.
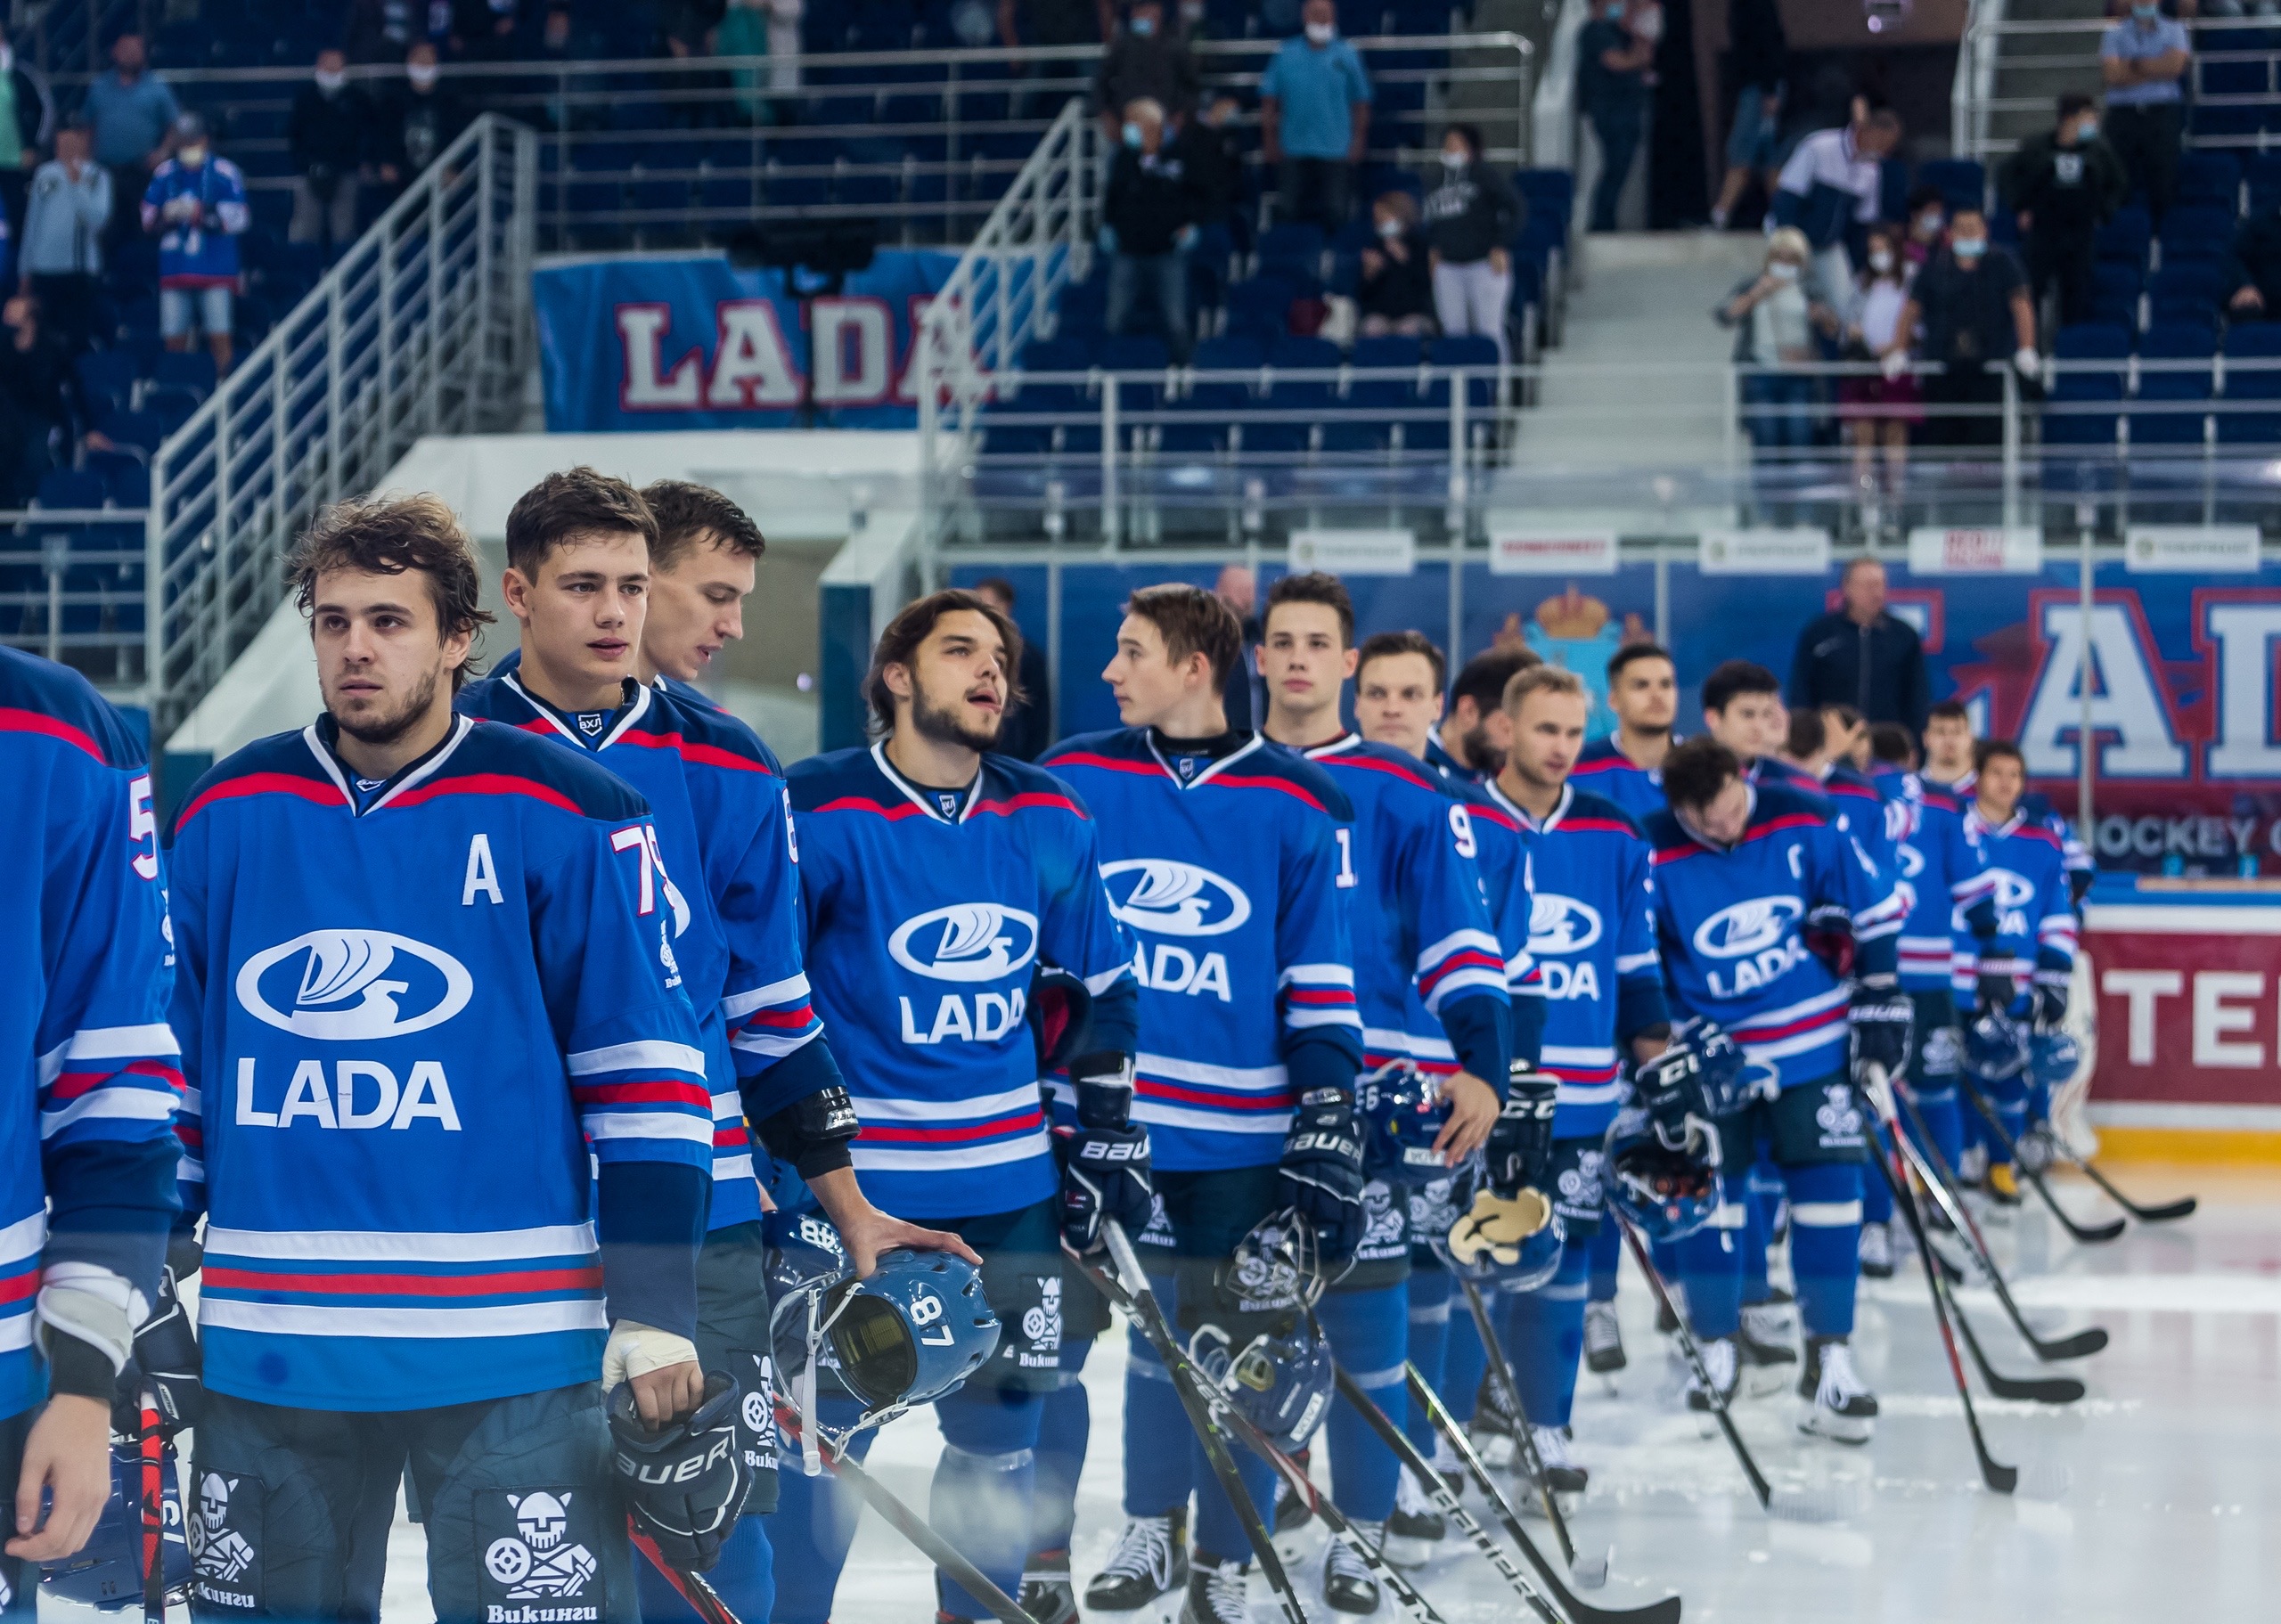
[{"x1": 2084, "y1": 888, "x2": 2281, "y2": 1128}]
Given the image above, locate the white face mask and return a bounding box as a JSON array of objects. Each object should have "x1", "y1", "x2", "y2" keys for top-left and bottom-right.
[
  {"x1": 408, "y1": 62, "x2": 440, "y2": 88},
  {"x1": 0, "y1": 46, "x2": 14, "y2": 72},
  {"x1": 178, "y1": 145, "x2": 208, "y2": 167},
  {"x1": 315, "y1": 69, "x2": 347, "y2": 93},
  {"x1": 1304, "y1": 20, "x2": 1333, "y2": 42},
  {"x1": 1868, "y1": 249, "x2": 1894, "y2": 273},
  {"x1": 1441, "y1": 149, "x2": 1467, "y2": 169},
  {"x1": 1769, "y1": 261, "x2": 1800, "y2": 282}
]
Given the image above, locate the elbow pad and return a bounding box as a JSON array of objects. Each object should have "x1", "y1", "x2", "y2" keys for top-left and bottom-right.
[{"x1": 756, "y1": 1084, "x2": 861, "y2": 1181}]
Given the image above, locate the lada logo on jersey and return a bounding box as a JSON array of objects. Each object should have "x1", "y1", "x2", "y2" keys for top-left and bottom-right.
[
  {"x1": 1897, "y1": 844, "x2": 1925, "y2": 880},
  {"x1": 1100, "y1": 860, "x2": 1253, "y2": 937},
  {"x1": 1989, "y1": 869, "x2": 2034, "y2": 910},
  {"x1": 1692, "y1": 897, "x2": 1803, "y2": 960},
  {"x1": 887, "y1": 903, "x2": 1041, "y2": 983},
  {"x1": 1528, "y1": 894, "x2": 1602, "y2": 956},
  {"x1": 235, "y1": 929, "x2": 474, "y2": 1039}
]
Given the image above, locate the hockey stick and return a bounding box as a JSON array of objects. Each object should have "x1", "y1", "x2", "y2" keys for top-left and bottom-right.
[
  {"x1": 2048, "y1": 1144, "x2": 2199, "y2": 1225},
  {"x1": 1953, "y1": 1077, "x2": 2124, "y2": 1245},
  {"x1": 1852, "y1": 1095, "x2": 2081, "y2": 1406},
  {"x1": 138, "y1": 1389, "x2": 166, "y2": 1624},
  {"x1": 1402, "y1": 1368, "x2": 1680, "y2": 1624},
  {"x1": 1856, "y1": 1095, "x2": 2018, "y2": 1491},
  {"x1": 1890, "y1": 1089, "x2": 2109, "y2": 1363},
  {"x1": 767, "y1": 1401, "x2": 1032, "y2": 1624},
  {"x1": 1613, "y1": 1220, "x2": 1856, "y2": 1523},
  {"x1": 1452, "y1": 1277, "x2": 1578, "y2": 1566},
  {"x1": 1081, "y1": 1234, "x2": 1450, "y2": 1624},
  {"x1": 1091, "y1": 1222, "x2": 1312, "y2": 1624},
  {"x1": 627, "y1": 1522, "x2": 746, "y2": 1624}
]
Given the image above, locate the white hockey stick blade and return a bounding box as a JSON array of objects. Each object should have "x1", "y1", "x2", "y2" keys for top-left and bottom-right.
[{"x1": 1764, "y1": 1476, "x2": 1869, "y2": 1524}]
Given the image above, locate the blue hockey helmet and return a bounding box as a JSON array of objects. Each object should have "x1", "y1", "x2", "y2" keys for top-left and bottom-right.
[
  {"x1": 2030, "y1": 1028, "x2": 2081, "y2": 1090},
  {"x1": 1965, "y1": 1008, "x2": 2031, "y2": 1082},
  {"x1": 41, "y1": 1438, "x2": 189, "y2": 1611},
  {"x1": 1484, "y1": 1209, "x2": 1568, "y2": 1293},
  {"x1": 776, "y1": 1249, "x2": 1000, "y2": 1416},
  {"x1": 1214, "y1": 1208, "x2": 1325, "y2": 1318},
  {"x1": 1428, "y1": 1164, "x2": 1567, "y2": 1290},
  {"x1": 1188, "y1": 1314, "x2": 1334, "y2": 1451},
  {"x1": 1603, "y1": 1109, "x2": 1721, "y2": 1244},
  {"x1": 1358, "y1": 1060, "x2": 1451, "y2": 1179}
]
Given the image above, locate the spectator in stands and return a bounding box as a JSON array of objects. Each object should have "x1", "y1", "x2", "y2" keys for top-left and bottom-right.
[
  {"x1": 1789, "y1": 556, "x2": 1929, "y2": 730},
  {"x1": 1101, "y1": 97, "x2": 1199, "y2": 363},
  {"x1": 1903, "y1": 183, "x2": 1947, "y2": 270},
  {"x1": 450, "y1": 0, "x2": 528, "y2": 64},
  {"x1": 17, "y1": 123, "x2": 108, "y2": 359},
  {"x1": 1837, "y1": 223, "x2": 1918, "y2": 494},
  {"x1": 1772, "y1": 94, "x2": 1902, "y2": 298},
  {"x1": 1214, "y1": 562, "x2": 1263, "y2": 729},
  {"x1": 1174, "y1": 92, "x2": 1243, "y2": 238},
  {"x1": 715, "y1": 0, "x2": 774, "y2": 126},
  {"x1": 1714, "y1": 225, "x2": 1840, "y2": 462},
  {"x1": 1576, "y1": 0, "x2": 1652, "y2": 233},
  {"x1": 1096, "y1": 0, "x2": 1196, "y2": 145},
  {"x1": 973, "y1": 577, "x2": 1053, "y2": 760},
  {"x1": 1358, "y1": 191, "x2": 1435, "y2": 338},
  {"x1": 1889, "y1": 205, "x2": 2037, "y2": 449},
  {"x1": 2223, "y1": 197, "x2": 2281, "y2": 317},
  {"x1": 2002, "y1": 92, "x2": 2128, "y2": 331},
  {"x1": 1708, "y1": 0, "x2": 1787, "y2": 231},
  {"x1": 290, "y1": 49, "x2": 380, "y2": 253},
  {"x1": 345, "y1": 0, "x2": 445, "y2": 62},
  {"x1": 2101, "y1": 2, "x2": 2190, "y2": 221},
  {"x1": 83, "y1": 33, "x2": 178, "y2": 258},
  {"x1": 143, "y1": 114, "x2": 248, "y2": 377},
  {"x1": 1422, "y1": 123, "x2": 1522, "y2": 362},
  {"x1": 0, "y1": 291, "x2": 81, "y2": 508},
  {"x1": 375, "y1": 43, "x2": 467, "y2": 196},
  {"x1": 660, "y1": 0, "x2": 727, "y2": 56},
  {"x1": 1260, "y1": 0, "x2": 1371, "y2": 232},
  {"x1": 1001, "y1": 0, "x2": 1114, "y2": 121},
  {"x1": 0, "y1": 38, "x2": 53, "y2": 242}
]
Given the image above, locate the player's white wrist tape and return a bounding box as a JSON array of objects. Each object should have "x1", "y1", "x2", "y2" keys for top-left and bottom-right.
[
  {"x1": 602, "y1": 1318, "x2": 699, "y2": 1389},
  {"x1": 37, "y1": 1263, "x2": 149, "y2": 1375}
]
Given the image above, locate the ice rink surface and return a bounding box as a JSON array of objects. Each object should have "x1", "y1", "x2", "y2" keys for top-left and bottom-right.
[{"x1": 335, "y1": 1163, "x2": 2273, "y2": 1624}]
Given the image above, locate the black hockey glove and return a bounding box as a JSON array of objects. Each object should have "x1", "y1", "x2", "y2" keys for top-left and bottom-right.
[
  {"x1": 1974, "y1": 968, "x2": 2017, "y2": 1019},
  {"x1": 1278, "y1": 1089, "x2": 1366, "y2": 1265},
  {"x1": 1483, "y1": 1065, "x2": 1558, "y2": 1199},
  {"x1": 117, "y1": 1248, "x2": 202, "y2": 1439},
  {"x1": 609, "y1": 1371, "x2": 752, "y2": 1572},
  {"x1": 1849, "y1": 977, "x2": 1914, "y2": 1081},
  {"x1": 1057, "y1": 1061, "x2": 1154, "y2": 1253},
  {"x1": 2032, "y1": 979, "x2": 2069, "y2": 1032}
]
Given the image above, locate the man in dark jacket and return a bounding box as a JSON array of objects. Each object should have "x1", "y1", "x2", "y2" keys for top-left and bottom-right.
[
  {"x1": 1789, "y1": 557, "x2": 1929, "y2": 731},
  {"x1": 1095, "y1": 0, "x2": 1197, "y2": 144},
  {"x1": 2223, "y1": 200, "x2": 2281, "y2": 320},
  {"x1": 974, "y1": 577, "x2": 1054, "y2": 760},
  {"x1": 374, "y1": 42, "x2": 467, "y2": 197},
  {"x1": 1101, "y1": 96, "x2": 1199, "y2": 361},
  {"x1": 1891, "y1": 206, "x2": 2037, "y2": 448},
  {"x1": 2000, "y1": 92, "x2": 2128, "y2": 332},
  {"x1": 289, "y1": 48, "x2": 378, "y2": 250}
]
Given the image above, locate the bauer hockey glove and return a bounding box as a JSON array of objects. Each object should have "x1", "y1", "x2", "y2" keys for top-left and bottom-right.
[
  {"x1": 1056, "y1": 1060, "x2": 1154, "y2": 1253},
  {"x1": 1849, "y1": 977, "x2": 1914, "y2": 1081},
  {"x1": 1278, "y1": 1089, "x2": 1366, "y2": 1264},
  {"x1": 609, "y1": 1371, "x2": 753, "y2": 1571}
]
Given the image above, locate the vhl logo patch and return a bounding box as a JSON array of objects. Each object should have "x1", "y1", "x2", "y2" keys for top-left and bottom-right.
[
  {"x1": 1175, "y1": 755, "x2": 1199, "y2": 780},
  {"x1": 936, "y1": 793, "x2": 961, "y2": 818},
  {"x1": 576, "y1": 711, "x2": 607, "y2": 737}
]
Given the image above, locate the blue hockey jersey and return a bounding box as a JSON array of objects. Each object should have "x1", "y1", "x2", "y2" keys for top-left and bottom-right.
[
  {"x1": 1871, "y1": 768, "x2": 1997, "y2": 992},
  {"x1": 1570, "y1": 736, "x2": 1671, "y2": 823},
  {"x1": 1042, "y1": 731, "x2": 1361, "y2": 1170},
  {"x1": 0, "y1": 651, "x2": 179, "y2": 1422},
  {"x1": 1486, "y1": 781, "x2": 1664, "y2": 1138},
  {"x1": 1424, "y1": 732, "x2": 1480, "y2": 785},
  {"x1": 1646, "y1": 782, "x2": 1901, "y2": 1089},
  {"x1": 140, "y1": 155, "x2": 248, "y2": 287},
  {"x1": 165, "y1": 715, "x2": 711, "y2": 1411},
  {"x1": 1959, "y1": 807, "x2": 2077, "y2": 1006},
  {"x1": 1443, "y1": 779, "x2": 1544, "y2": 1073},
  {"x1": 786, "y1": 745, "x2": 1137, "y2": 1219},
  {"x1": 1292, "y1": 734, "x2": 1508, "y2": 1086},
  {"x1": 459, "y1": 661, "x2": 829, "y2": 1232}
]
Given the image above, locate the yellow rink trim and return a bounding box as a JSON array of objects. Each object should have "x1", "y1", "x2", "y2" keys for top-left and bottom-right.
[{"x1": 2091, "y1": 1125, "x2": 2281, "y2": 1165}]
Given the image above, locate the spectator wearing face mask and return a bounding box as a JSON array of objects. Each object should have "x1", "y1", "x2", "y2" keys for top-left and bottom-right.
[
  {"x1": 1096, "y1": 0, "x2": 1196, "y2": 148},
  {"x1": 142, "y1": 113, "x2": 248, "y2": 375},
  {"x1": 1358, "y1": 192, "x2": 1435, "y2": 338},
  {"x1": 1902, "y1": 183, "x2": 1946, "y2": 269},
  {"x1": 344, "y1": 0, "x2": 446, "y2": 62},
  {"x1": 1260, "y1": 0, "x2": 1372, "y2": 230},
  {"x1": 290, "y1": 48, "x2": 379, "y2": 251},
  {"x1": 1100, "y1": 96, "x2": 1200, "y2": 362},
  {"x1": 1714, "y1": 225, "x2": 1841, "y2": 461},
  {"x1": 1837, "y1": 223, "x2": 1919, "y2": 494},
  {"x1": 1772, "y1": 94, "x2": 1904, "y2": 296},
  {"x1": 1888, "y1": 205, "x2": 2037, "y2": 449},
  {"x1": 375, "y1": 42, "x2": 467, "y2": 196},
  {"x1": 1575, "y1": 0, "x2": 1652, "y2": 233},
  {"x1": 1420, "y1": 122, "x2": 1522, "y2": 362},
  {"x1": 16, "y1": 122, "x2": 108, "y2": 358},
  {"x1": 2101, "y1": 1, "x2": 2190, "y2": 220},
  {"x1": 2001, "y1": 92, "x2": 2128, "y2": 331}
]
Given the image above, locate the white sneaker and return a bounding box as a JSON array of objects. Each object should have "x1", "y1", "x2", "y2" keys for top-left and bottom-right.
[{"x1": 1797, "y1": 1338, "x2": 1879, "y2": 1445}]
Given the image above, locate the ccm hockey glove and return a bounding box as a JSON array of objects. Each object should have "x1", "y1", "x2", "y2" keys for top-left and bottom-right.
[
  {"x1": 609, "y1": 1371, "x2": 752, "y2": 1571},
  {"x1": 1056, "y1": 1059, "x2": 1154, "y2": 1253},
  {"x1": 1278, "y1": 1089, "x2": 1366, "y2": 1264},
  {"x1": 119, "y1": 1257, "x2": 203, "y2": 1438},
  {"x1": 1484, "y1": 1065, "x2": 1558, "y2": 1198}
]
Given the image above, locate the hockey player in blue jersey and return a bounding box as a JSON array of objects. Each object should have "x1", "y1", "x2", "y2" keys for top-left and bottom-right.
[
  {"x1": 1478, "y1": 665, "x2": 1669, "y2": 1495},
  {"x1": 774, "y1": 589, "x2": 1140, "y2": 1624},
  {"x1": 1571, "y1": 641, "x2": 1680, "y2": 824},
  {"x1": 1958, "y1": 740, "x2": 2078, "y2": 1204},
  {"x1": 163, "y1": 495, "x2": 743, "y2": 1623},
  {"x1": 1427, "y1": 648, "x2": 1534, "y2": 783},
  {"x1": 1864, "y1": 722, "x2": 2002, "y2": 1262},
  {"x1": 1645, "y1": 737, "x2": 1911, "y2": 1442},
  {"x1": 1253, "y1": 577, "x2": 1509, "y2": 1611},
  {"x1": 635, "y1": 480, "x2": 764, "y2": 693},
  {"x1": 458, "y1": 470, "x2": 966, "y2": 1624},
  {"x1": 1042, "y1": 584, "x2": 1361, "y2": 1624},
  {"x1": 0, "y1": 649, "x2": 181, "y2": 1603},
  {"x1": 1924, "y1": 698, "x2": 2095, "y2": 908}
]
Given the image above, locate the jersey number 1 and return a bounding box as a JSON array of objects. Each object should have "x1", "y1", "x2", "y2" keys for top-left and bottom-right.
[{"x1": 1334, "y1": 827, "x2": 1358, "y2": 888}]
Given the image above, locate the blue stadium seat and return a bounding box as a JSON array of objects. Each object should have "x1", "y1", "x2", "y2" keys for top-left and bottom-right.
[
  {"x1": 2160, "y1": 204, "x2": 2236, "y2": 261},
  {"x1": 33, "y1": 470, "x2": 103, "y2": 512},
  {"x1": 1428, "y1": 335, "x2": 1500, "y2": 369},
  {"x1": 2096, "y1": 206, "x2": 2151, "y2": 268},
  {"x1": 2251, "y1": 152, "x2": 2281, "y2": 217},
  {"x1": 2179, "y1": 151, "x2": 2244, "y2": 212},
  {"x1": 1227, "y1": 276, "x2": 1301, "y2": 338},
  {"x1": 2042, "y1": 371, "x2": 2124, "y2": 447},
  {"x1": 2149, "y1": 260, "x2": 2222, "y2": 324},
  {"x1": 1268, "y1": 335, "x2": 1343, "y2": 373},
  {"x1": 1917, "y1": 158, "x2": 1986, "y2": 211},
  {"x1": 2130, "y1": 322, "x2": 2216, "y2": 446},
  {"x1": 1191, "y1": 336, "x2": 1266, "y2": 372},
  {"x1": 1350, "y1": 334, "x2": 1421, "y2": 370},
  {"x1": 75, "y1": 351, "x2": 140, "y2": 420},
  {"x1": 2054, "y1": 322, "x2": 2132, "y2": 361},
  {"x1": 1021, "y1": 336, "x2": 1089, "y2": 375},
  {"x1": 92, "y1": 454, "x2": 150, "y2": 510},
  {"x1": 2092, "y1": 259, "x2": 2144, "y2": 328},
  {"x1": 150, "y1": 350, "x2": 218, "y2": 400},
  {"x1": 2220, "y1": 322, "x2": 2281, "y2": 443}
]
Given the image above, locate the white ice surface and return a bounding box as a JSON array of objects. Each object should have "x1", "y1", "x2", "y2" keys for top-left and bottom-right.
[{"x1": 67, "y1": 1170, "x2": 2279, "y2": 1623}]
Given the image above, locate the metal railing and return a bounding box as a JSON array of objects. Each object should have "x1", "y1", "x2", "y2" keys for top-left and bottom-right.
[
  {"x1": 143, "y1": 113, "x2": 537, "y2": 735},
  {"x1": 0, "y1": 508, "x2": 148, "y2": 679},
  {"x1": 1955, "y1": 13, "x2": 2281, "y2": 161}
]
